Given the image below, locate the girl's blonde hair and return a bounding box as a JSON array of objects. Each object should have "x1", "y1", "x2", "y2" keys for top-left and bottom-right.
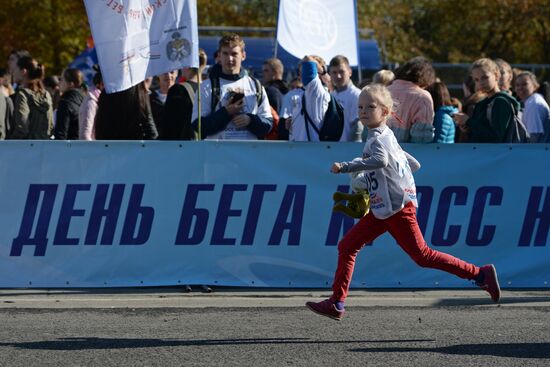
[
  {"x1": 361, "y1": 83, "x2": 393, "y2": 116},
  {"x1": 372, "y1": 69, "x2": 395, "y2": 86},
  {"x1": 470, "y1": 58, "x2": 500, "y2": 79}
]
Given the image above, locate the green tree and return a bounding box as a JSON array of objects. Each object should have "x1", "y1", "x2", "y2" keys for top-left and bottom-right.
[
  {"x1": 197, "y1": 0, "x2": 277, "y2": 28},
  {"x1": 2, "y1": 0, "x2": 549, "y2": 76},
  {"x1": 0, "y1": 0, "x2": 89, "y2": 75},
  {"x1": 358, "y1": 0, "x2": 550, "y2": 64}
]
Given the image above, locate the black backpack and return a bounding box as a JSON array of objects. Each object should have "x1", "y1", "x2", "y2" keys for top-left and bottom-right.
[
  {"x1": 301, "y1": 93, "x2": 344, "y2": 141},
  {"x1": 487, "y1": 99, "x2": 530, "y2": 143}
]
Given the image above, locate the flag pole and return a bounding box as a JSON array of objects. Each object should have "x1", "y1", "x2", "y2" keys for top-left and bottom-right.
[
  {"x1": 197, "y1": 66, "x2": 202, "y2": 141},
  {"x1": 274, "y1": 0, "x2": 281, "y2": 58},
  {"x1": 354, "y1": 0, "x2": 362, "y2": 83}
]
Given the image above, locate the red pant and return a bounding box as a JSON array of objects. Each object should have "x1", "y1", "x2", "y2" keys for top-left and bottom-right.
[{"x1": 329, "y1": 202, "x2": 480, "y2": 302}]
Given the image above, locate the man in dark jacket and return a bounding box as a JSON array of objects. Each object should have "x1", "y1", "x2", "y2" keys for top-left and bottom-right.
[{"x1": 161, "y1": 49, "x2": 207, "y2": 140}]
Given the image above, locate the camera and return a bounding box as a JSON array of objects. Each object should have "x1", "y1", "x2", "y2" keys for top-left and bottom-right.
[{"x1": 229, "y1": 91, "x2": 245, "y2": 103}]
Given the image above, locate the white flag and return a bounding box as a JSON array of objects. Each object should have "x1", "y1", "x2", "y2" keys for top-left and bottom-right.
[
  {"x1": 276, "y1": 0, "x2": 358, "y2": 66},
  {"x1": 84, "y1": 0, "x2": 199, "y2": 93}
]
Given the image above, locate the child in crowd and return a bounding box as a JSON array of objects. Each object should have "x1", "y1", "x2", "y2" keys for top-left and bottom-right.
[
  {"x1": 427, "y1": 81, "x2": 456, "y2": 143},
  {"x1": 306, "y1": 84, "x2": 500, "y2": 321}
]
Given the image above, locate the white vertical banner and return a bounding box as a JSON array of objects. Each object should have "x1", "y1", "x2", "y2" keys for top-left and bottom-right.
[
  {"x1": 84, "y1": 0, "x2": 199, "y2": 93},
  {"x1": 276, "y1": 0, "x2": 358, "y2": 66}
]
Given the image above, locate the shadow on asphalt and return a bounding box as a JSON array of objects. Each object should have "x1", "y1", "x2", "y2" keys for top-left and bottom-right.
[
  {"x1": 0, "y1": 337, "x2": 435, "y2": 350},
  {"x1": 0, "y1": 287, "x2": 201, "y2": 297},
  {"x1": 350, "y1": 342, "x2": 550, "y2": 359},
  {"x1": 4, "y1": 338, "x2": 550, "y2": 359},
  {"x1": 434, "y1": 296, "x2": 550, "y2": 307}
]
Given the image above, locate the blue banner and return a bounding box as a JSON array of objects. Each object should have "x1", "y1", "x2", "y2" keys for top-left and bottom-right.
[{"x1": 0, "y1": 141, "x2": 548, "y2": 288}]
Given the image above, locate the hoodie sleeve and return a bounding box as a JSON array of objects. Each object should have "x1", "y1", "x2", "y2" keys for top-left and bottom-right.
[
  {"x1": 302, "y1": 66, "x2": 330, "y2": 134},
  {"x1": 340, "y1": 139, "x2": 389, "y2": 172},
  {"x1": 0, "y1": 96, "x2": 6, "y2": 140},
  {"x1": 54, "y1": 98, "x2": 70, "y2": 140},
  {"x1": 79, "y1": 93, "x2": 97, "y2": 140},
  {"x1": 193, "y1": 107, "x2": 232, "y2": 138},
  {"x1": 141, "y1": 108, "x2": 159, "y2": 140},
  {"x1": 491, "y1": 96, "x2": 515, "y2": 142},
  {"x1": 246, "y1": 85, "x2": 273, "y2": 139},
  {"x1": 191, "y1": 79, "x2": 232, "y2": 138},
  {"x1": 12, "y1": 91, "x2": 30, "y2": 139}
]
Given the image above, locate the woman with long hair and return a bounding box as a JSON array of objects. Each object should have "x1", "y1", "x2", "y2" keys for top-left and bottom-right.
[
  {"x1": 10, "y1": 56, "x2": 53, "y2": 139},
  {"x1": 427, "y1": 81, "x2": 456, "y2": 143},
  {"x1": 386, "y1": 56, "x2": 436, "y2": 143}
]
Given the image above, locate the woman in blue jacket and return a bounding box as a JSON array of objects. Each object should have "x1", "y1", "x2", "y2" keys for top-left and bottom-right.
[{"x1": 428, "y1": 81, "x2": 456, "y2": 143}]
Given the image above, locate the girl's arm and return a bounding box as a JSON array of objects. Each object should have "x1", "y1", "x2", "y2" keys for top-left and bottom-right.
[
  {"x1": 337, "y1": 140, "x2": 388, "y2": 173},
  {"x1": 404, "y1": 151, "x2": 421, "y2": 172}
]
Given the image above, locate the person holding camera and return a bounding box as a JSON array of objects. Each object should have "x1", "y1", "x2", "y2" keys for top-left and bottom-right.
[{"x1": 191, "y1": 33, "x2": 272, "y2": 140}]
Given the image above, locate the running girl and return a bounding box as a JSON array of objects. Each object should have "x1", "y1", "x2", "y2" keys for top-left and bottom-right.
[{"x1": 306, "y1": 84, "x2": 501, "y2": 321}]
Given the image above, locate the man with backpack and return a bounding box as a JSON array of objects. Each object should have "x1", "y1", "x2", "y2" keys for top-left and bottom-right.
[
  {"x1": 191, "y1": 33, "x2": 272, "y2": 140},
  {"x1": 161, "y1": 49, "x2": 207, "y2": 140},
  {"x1": 288, "y1": 55, "x2": 344, "y2": 142}
]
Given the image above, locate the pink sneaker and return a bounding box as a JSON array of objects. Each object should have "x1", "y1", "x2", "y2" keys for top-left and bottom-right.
[
  {"x1": 477, "y1": 264, "x2": 501, "y2": 303},
  {"x1": 306, "y1": 299, "x2": 345, "y2": 321}
]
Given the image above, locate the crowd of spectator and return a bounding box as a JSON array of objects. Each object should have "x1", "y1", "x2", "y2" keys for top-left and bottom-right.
[{"x1": 2, "y1": 33, "x2": 550, "y2": 144}]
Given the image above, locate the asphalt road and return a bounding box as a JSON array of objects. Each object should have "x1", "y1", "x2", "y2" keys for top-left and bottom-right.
[{"x1": 0, "y1": 288, "x2": 549, "y2": 367}]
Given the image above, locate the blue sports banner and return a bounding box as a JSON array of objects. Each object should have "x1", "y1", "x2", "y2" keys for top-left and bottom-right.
[{"x1": 0, "y1": 141, "x2": 548, "y2": 288}]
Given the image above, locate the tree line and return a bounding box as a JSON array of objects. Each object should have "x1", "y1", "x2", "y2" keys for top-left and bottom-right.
[{"x1": 1, "y1": 0, "x2": 548, "y2": 75}]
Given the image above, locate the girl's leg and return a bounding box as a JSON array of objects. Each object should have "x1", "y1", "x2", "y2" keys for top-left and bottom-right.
[
  {"x1": 385, "y1": 202, "x2": 479, "y2": 280},
  {"x1": 329, "y1": 212, "x2": 387, "y2": 303}
]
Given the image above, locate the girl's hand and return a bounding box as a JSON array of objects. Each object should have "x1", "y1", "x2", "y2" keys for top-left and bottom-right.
[
  {"x1": 452, "y1": 112, "x2": 468, "y2": 127},
  {"x1": 331, "y1": 162, "x2": 342, "y2": 173}
]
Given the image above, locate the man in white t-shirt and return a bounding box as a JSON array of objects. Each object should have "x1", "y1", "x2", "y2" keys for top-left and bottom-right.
[
  {"x1": 191, "y1": 33, "x2": 272, "y2": 140},
  {"x1": 329, "y1": 55, "x2": 362, "y2": 142}
]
